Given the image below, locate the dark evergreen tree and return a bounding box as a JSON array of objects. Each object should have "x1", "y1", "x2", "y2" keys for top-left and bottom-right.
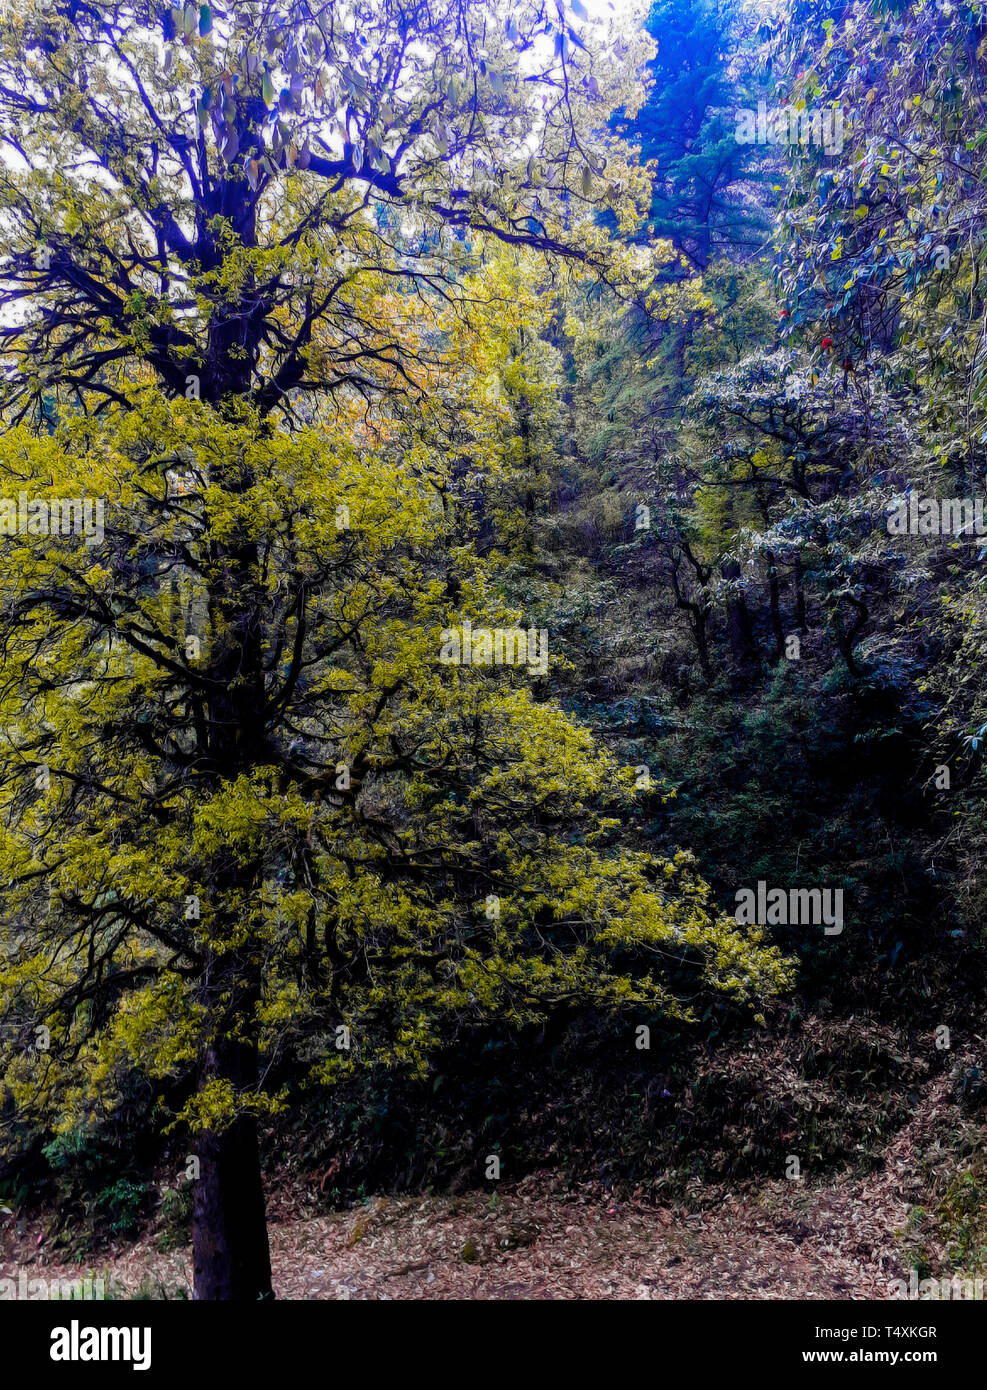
[{"x1": 622, "y1": 0, "x2": 755, "y2": 269}]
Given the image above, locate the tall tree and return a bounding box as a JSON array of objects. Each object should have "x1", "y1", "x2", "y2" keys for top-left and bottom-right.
[
  {"x1": 0, "y1": 1, "x2": 790, "y2": 1299},
  {"x1": 619, "y1": 0, "x2": 754, "y2": 270}
]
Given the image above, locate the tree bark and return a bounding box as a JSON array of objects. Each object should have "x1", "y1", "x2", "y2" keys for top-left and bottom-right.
[
  {"x1": 668, "y1": 544, "x2": 713, "y2": 683},
  {"x1": 721, "y1": 559, "x2": 758, "y2": 671},
  {"x1": 191, "y1": 397, "x2": 274, "y2": 1296},
  {"x1": 193, "y1": 1024, "x2": 273, "y2": 1301},
  {"x1": 833, "y1": 594, "x2": 868, "y2": 678},
  {"x1": 793, "y1": 553, "x2": 808, "y2": 635},
  {"x1": 765, "y1": 550, "x2": 785, "y2": 663}
]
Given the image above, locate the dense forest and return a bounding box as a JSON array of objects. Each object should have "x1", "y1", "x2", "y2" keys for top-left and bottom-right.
[{"x1": 0, "y1": 0, "x2": 985, "y2": 1312}]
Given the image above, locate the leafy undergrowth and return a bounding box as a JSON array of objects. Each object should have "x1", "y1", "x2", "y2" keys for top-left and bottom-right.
[
  {"x1": 3, "y1": 1075, "x2": 983, "y2": 1300},
  {"x1": 276, "y1": 1010, "x2": 951, "y2": 1206}
]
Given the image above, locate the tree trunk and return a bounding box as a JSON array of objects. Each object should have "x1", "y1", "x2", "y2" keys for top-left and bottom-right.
[
  {"x1": 833, "y1": 594, "x2": 868, "y2": 679},
  {"x1": 765, "y1": 550, "x2": 785, "y2": 663},
  {"x1": 794, "y1": 554, "x2": 807, "y2": 635},
  {"x1": 191, "y1": 410, "x2": 274, "y2": 1295},
  {"x1": 668, "y1": 546, "x2": 713, "y2": 684},
  {"x1": 192, "y1": 1027, "x2": 273, "y2": 1300},
  {"x1": 722, "y1": 559, "x2": 758, "y2": 670},
  {"x1": 692, "y1": 608, "x2": 713, "y2": 684}
]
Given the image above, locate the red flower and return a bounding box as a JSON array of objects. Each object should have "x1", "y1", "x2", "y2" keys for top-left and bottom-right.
[
  {"x1": 780, "y1": 309, "x2": 790, "y2": 318},
  {"x1": 821, "y1": 337, "x2": 834, "y2": 350}
]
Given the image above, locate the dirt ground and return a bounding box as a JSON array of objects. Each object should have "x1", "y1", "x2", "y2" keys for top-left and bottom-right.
[{"x1": 0, "y1": 1080, "x2": 951, "y2": 1300}]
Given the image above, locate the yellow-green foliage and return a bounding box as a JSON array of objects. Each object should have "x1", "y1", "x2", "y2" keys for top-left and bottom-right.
[{"x1": 0, "y1": 380, "x2": 792, "y2": 1141}]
